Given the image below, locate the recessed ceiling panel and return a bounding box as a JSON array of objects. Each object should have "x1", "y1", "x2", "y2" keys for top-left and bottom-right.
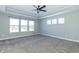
[{"x1": 0, "y1": 5, "x2": 77, "y2": 19}]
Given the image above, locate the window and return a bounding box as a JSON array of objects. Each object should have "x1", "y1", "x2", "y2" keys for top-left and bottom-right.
[
  {"x1": 58, "y1": 18, "x2": 64, "y2": 24},
  {"x1": 10, "y1": 18, "x2": 35, "y2": 33},
  {"x1": 29, "y1": 20, "x2": 34, "y2": 31},
  {"x1": 21, "y1": 20, "x2": 27, "y2": 32},
  {"x1": 10, "y1": 18, "x2": 19, "y2": 33},
  {"x1": 47, "y1": 20, "x2": 51, "y2": 24},
  {"x1": 52, "y1": 19, "x2": 57, "y2": 24}
]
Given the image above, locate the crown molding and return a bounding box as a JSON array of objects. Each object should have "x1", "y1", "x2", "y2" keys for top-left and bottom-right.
[
  {"x1": 0, "y1": 6, "x2": 79, "y2": 20},
  {"x1": 6, "y1": 6, "x2": 38, "y2": 19},
  {"x1": 0, "y1": 6, "x2": 38, "y2": 19},
  {"x1": 39, "y1": 6, "x2": 79, "y2": 19}
]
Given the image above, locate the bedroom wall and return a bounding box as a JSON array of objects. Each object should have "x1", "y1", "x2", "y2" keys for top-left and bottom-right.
[
  {"x1": 0, "y1": 12, "x2": 39, "y2": 40},
  {"x1": 40, "y1": 10, "x2": 79, "y2": 42}
]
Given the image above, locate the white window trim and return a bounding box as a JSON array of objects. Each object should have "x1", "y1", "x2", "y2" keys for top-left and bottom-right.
[
  {"x1": 52, "y1": 19, "x2": 57, "y2": 24},
  {"x1": 21, "y1": 20, "x2": 28, "y2": 32},
  {"x1": 28, "y1": 20, "x2": 35, "y2": 31},
  {"x1": 58, "y1": 17, "x2": 65, "y2": 24},
  {"x1": 47, "y1": 20, "x2": 51, "y2": 25},
  {"x1": 9, "y1": 18, "x2": 19, "y2": 33}
]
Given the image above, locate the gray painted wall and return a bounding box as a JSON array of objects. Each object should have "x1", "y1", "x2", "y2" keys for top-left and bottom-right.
[
  {"x1": 40, "y1": 11, "x2": 79, "y2": 41},
  {"x1": 0, "y1": 7, "x2": 79, "y2": 42},
  {"x1": 0, "y1": 12, "x2": 39, "y2": 40}
]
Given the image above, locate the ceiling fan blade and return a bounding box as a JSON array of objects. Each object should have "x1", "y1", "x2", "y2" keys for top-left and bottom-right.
[
  {"x1": 40, "y1": 10, "x2": 46, "y2": 12},
  {"x1": 33, "y1": 5, "x2": 46, "y2": 13},
  {"x1": 39, "y1": 5, "x2": 46, "y2": 10},
  {"x1": 38, "y1": 5, "x2": 40, "y2": 8}
]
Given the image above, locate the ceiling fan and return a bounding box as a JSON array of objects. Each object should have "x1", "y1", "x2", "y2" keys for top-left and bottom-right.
[{"x1": 33, "y1": 5, "x2": 47, "y2": 13}]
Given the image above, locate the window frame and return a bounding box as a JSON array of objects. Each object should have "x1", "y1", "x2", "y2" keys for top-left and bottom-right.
[
  {"x1": 52, "y1": 19, "x2": 57, "y2": 24},
  {"x1": 21, "y1": 19, "x2": 28, "y2": 32},
  {"x1": 9, "y1": 17, "x2": 19, "y2": 33},
  {"x1": 28, "y1": 20, "x2": 35, "y2": 31},
  {"x1": 58, "y1": 17, "x2": 65, "y2": 24},
  {"x1": 47, "y1": 20, "x2": 51, "y2": 25}
]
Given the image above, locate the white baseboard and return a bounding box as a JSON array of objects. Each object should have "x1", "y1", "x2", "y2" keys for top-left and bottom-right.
[
  {"x1": 0, "y1": 33, "x2": 39, "y2": 40},
  {"x1": 41, "y1": 33, "x2": 79, "y2": 43},
  {"x1": 1, "y1": 33, "x2": 79, "y2": 43}
]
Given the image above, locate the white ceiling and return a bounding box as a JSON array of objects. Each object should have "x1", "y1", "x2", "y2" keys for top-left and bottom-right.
[{"x1": 0, "y1": 5, "x2": 79, "y2": 19}]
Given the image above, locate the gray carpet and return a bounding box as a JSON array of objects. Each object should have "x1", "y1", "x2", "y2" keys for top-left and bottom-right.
[{"x1": 0, "y1": 34, "x2": 79, "y2": 53}]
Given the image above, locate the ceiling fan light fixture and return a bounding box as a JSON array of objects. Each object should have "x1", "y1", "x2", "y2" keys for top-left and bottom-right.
[{"x1": 33, "y1": 5, "x2": 46, "y2": 13}]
